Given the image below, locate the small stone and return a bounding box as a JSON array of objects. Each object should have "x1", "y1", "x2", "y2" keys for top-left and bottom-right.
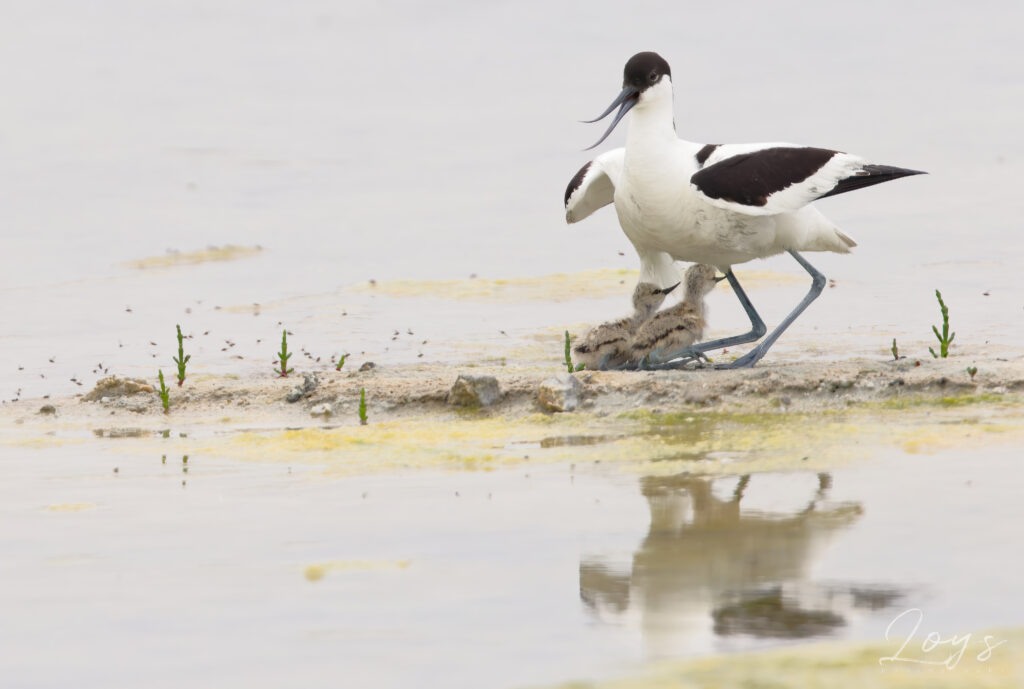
[
  {"x1": 83, "y1": 376, "x2": 155, "y2": 401},
  {"x1": 359, "y1": 361, "x2": 376, "y2": 372},
  {"x1": 286, "y1": 372, "x2": 320, "y2": 403},
  {"x1": 537, "y1": 373, "x2": 583, "y2": 412},
  {"x1": 302, "y1": 372, "x2": 320, "y2": 394},
  {"x1": 447, "y1": 374, "x2": 502, "y2": 407},
  {"x1": 38, "y1": 404, "x2": 56, "y2": 415},
  {"x1": 310, "y1": 403, "x2": 332, "y2": 418}
]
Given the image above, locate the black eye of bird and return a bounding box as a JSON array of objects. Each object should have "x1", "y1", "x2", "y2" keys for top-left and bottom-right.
[{"x1": 649, "y1": 71, "x2": 659, "y2": 83}]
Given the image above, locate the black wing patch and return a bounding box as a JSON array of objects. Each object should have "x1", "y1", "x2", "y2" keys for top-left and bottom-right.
[
  {"x1": 691, "y1": 147, "x2": 837, "y2": 207},
  {"x1": 695, "y1": 144, "x2": 719, "y2": 166},
  {"x1": 816, "y1": 164, "x2": 926, "y2": 200},
  {"x1": 564, "y1": 161, "x2": 593, "y2": 206}
]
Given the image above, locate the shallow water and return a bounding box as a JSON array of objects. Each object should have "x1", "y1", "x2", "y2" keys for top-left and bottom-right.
[
  {"x1": 2, "y1": 437, "x2": 1022, "y2": 688},
  {"x1": 3, "y1": 1, "x2": 1024, "y2": 401}
]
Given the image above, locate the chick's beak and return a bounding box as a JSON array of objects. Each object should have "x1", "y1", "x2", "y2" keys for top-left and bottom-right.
[{"x1": 660, "y1": 282, "x2": 681, "y2": 294}]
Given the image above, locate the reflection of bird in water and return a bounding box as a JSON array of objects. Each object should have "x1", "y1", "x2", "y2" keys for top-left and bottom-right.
[
  {"x1": 573, "y1": 281, "x2": 678, "y2": 370},
  {"x1": 626, "y1": 264, "x2": 721, "y2": 367},
  {"x1": 578, "y1": 472, "x2": 895, "y2": 657}
]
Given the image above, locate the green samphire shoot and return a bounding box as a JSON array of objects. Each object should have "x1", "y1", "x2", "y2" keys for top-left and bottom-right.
[
  {"x1": 157, "y1": 370, "x2": 170, "y2": 413},
  {"x1": 929, "y1": 290, "x2": 955, "y2": 358},
  {"x1": 274, "y1": 330, "x2": 294, "y2": 377},
  {"x1": 564, "y1": 331, "x2": 585, "y2": 373},
  {"x1": 173, "y1": 324, "x2": 190, "y2": 386}
]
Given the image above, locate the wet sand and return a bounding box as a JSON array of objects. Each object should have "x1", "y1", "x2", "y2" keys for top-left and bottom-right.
[{"x1": 4, "y1": 347, "x2": 1022, "y2": 430}]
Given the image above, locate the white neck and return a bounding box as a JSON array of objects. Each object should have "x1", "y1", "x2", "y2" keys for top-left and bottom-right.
[{"x1": 625, "y1": 78, "x2": 676, "y2": 148}]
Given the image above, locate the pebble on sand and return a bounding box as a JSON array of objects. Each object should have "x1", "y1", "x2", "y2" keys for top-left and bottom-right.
[
  {"x1": 447, "y1": 374, "x2": 502, "y2": 407},
  {"x1": 537, "y1": 373, "x2": 583, "y2": 413}
]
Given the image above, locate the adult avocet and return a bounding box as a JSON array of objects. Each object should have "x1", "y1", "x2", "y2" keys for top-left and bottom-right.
[{"x1": 564, "y1": 51, "x2": 924, "y2": 368}]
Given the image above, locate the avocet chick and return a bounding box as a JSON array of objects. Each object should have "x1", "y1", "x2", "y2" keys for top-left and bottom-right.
[
  {"x1": 628, "y1": 264, "x2": 722, "y2": 367},
  {"x1": 574, "y1": 282, "x2": 679, "y2": 370}
]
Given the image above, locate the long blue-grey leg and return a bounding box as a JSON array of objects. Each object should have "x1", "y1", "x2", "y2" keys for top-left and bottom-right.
[
  {"x1": 716, "y1": 250, "x2": 826, "y2": 369},
  {"x1": 644, "y1": 269, "x2": 767, "y2": 370}
]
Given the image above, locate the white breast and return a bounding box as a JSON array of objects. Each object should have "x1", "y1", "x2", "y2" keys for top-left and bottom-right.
[{"x1": 615, "y1": 139, "x2": 779, "y2": 268}]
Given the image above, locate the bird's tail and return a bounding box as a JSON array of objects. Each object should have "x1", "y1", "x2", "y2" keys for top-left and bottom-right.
[{"x1": 778, "y1": 205, "x2": 857, "y2": 254}]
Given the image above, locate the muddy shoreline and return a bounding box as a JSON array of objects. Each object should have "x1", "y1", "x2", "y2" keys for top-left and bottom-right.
[{"x1": 4, "y1": 352, "x2": 1023, "y2": 432}]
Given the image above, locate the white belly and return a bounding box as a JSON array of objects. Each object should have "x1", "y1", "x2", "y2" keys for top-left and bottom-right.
[{"x1": 614, "y1": 170, "x2": 779, "y2": 269}]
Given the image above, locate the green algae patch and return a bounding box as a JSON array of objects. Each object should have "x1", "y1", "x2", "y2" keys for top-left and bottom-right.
[
  {"x1": 348, "y1": 268, "x2": 799, "y2": 302},
  {"x1": 542, "y1": 627, "x2": 1023, "y2": 689},
  {"x1": 879, "y1": 393, "x2": 1017, "y2": 410},
  {"x1": 623, "y1": 411, "x2": 873, "y2": 476},
  {"x1": 619, "y1": 404, "x2": 1024, "y2": 476},
  {"x1": 124, "y1": 245, "x2": 262, "y2": 269}
]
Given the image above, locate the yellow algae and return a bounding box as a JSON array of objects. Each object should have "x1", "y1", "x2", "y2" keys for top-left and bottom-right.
[
  {"x1": 900, "y1": 422, "x2": 1024, "y2": 454},
  {"x1": 622, "y1": 405, "x2": 1024, "y2": 475},
  {"x1": 347, "y1": 268, "x2": 800, "y2": 302},
  {"x1": 46, "y1": 503, "x2": 96, "y2": 512},
  {"x1": 204, "y1": 416, "x2": 662, "y2": 474},
  {"x1": 2, "y1": 435, "x2": 84, "y2": 449},
  {"x1": 304, "y1": 560, "x2": 410, "y2": 582},
  {"x1": 124, "y1": 245, "x2": 262, "y2": 269},
  {"x1": 184, "y1": 401, "x2": 1024, "y2": 476},
  {"x1": 542, "y1": 627, "x2": 1023, "y2": 689}
]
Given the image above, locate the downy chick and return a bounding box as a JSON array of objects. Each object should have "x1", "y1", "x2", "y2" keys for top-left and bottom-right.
[
  {"x1": 628, "y1": 264, "x2": 722, "y2": 365},
  {"x1": 574, "y1": 282, "x2": 679, "y2": 370}
]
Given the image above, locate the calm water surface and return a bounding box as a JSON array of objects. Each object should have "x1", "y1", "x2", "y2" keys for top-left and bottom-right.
[{"x1": 1, "y1": 441, "x2": 1021, "y2": 688}]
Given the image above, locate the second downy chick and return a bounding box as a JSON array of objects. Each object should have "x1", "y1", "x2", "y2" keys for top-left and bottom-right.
[
  {"x1": 574, "y1": 282, "x2": 679, "y2": 370},
  {"x1": 628, "y1": 264, "x2": 722, "y2": 366}
]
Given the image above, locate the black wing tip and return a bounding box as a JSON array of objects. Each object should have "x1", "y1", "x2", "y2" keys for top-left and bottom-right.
[
  {"x1": 564, "y1": 160, "x2": 593, "y2": 206},
  {"x1": 862, "y1": 164, "x2": 928, "y2": 178},
  {"x1": 817, "y1": 164, "x2": 927, "y2": 201}
]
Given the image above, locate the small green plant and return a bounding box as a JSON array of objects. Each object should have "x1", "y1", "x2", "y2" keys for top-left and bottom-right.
[
  {"x1": 335, "y1": 353, "x2": 349, "y2": 371},
  {"x1": 173, "y1": 324, "x2": 190, "y2": 386},
  {"x1": 157, "y1": 370, "x2": 170, "y2": 413},
  {"x1": 358, "y1": 387, "x2": 368, "y2": 425},
  {"x1": 564, "y1": 331, "x2": 585, "y2": 373},
  {"x1": 274, "y1": 330, "x2": 294, "y2": 377},
  {"x1": 890, "y1": 338, "x2": 899, "y2": 360},
  {"x1": 967, "y1": 366, "x2": 978, "y2": 380},
  {"x1": 928, "y1": 290, "x2": 955, "y2": 358}
]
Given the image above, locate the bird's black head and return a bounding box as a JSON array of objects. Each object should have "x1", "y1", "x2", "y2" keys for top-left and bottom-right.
[
  {"x1": 622, "y1": 51, "x2": 671, "y2": 92},
  {"x1": 581, "y1": 51, "x2": 673, "y2": 150}
]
